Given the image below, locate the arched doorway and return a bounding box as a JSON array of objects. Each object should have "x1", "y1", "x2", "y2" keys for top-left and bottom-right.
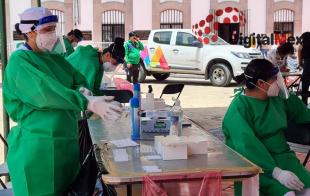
[
  {"x1": 102, "y1": 10, "x2": 125, "y2": 42},
  {"x1": 160, "y1": 9, "x2": 183, "y2": 29},
  {"x1": 273, "y1": 9, "x2": 294, "y2": 35},
  {"x1": 209, "y1": 7, "x2": 247, "y2": 44}
]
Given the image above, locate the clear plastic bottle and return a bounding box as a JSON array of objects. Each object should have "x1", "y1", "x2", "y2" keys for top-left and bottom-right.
[{"x1": 169, "y1": 98, "x2": 183, "y2": 136}]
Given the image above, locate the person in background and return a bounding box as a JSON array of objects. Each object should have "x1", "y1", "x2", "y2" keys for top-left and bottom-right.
[
  {"x1": 298, "y1": 32, "x2": 310, "y2": 105},
  {"x1": 6, "y1": 7, "x2": 122, "y2": 195},
  {"x1": 63, "y1": 29, "x2": 84, "y2": 57},
  {"x1": 124, "y1": 31, "x2": 144, "y2": 83},
  {"x1": 266, "y1": 42, "x2": 294, "y2": 72},
  {"x1": 223, "y1": 59, "x2": 310, "y2": 196},
  {"x1": 108, "y1": 37, "x2": 125, "y2": 64},
  {"x1": 66, "y1": 46, "x2": 120, "y2": 95}
]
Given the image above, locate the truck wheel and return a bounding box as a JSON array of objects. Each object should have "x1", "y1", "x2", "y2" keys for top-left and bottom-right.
[
  {"x1": 152, "y1": 73, "x2": 170, "y2": 81},
  {"x1": 209, "y1": 63, "x2": 232, "y2": 87},
  {"x1": 138, "y1": 66, "x2": 147, "y2": 83}
]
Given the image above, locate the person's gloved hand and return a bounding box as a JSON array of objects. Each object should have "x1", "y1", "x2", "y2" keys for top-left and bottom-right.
[
  {"x1": 86, "y1": 96, "x2": 122, "y2": 121},
  {"x1": 79, "y1": 87, "x2": 93, "y2": 96},
  {"x1": 284, "y1": 191, "x2": 295, "y2": 196},
  {"x1": 272, "y1": 167, "x2": 304, "y2": 191}
]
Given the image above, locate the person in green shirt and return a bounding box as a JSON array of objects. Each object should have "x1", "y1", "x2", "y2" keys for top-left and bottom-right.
[
  {"x1": 124, "y1": 31, "x2": 144, "y2": 83},
  {"x1": 66, "y1": 45, "x2": 120, "y2": 95},
  {"x1": 6, "y1": 7, "x2": 122, "y2": 196},
  {"x1": 62, "y1": 29, "x2": 84, "y2": 57},
  {"x1": 222, "y1": 59, "x2": 310, "y2": 196}
]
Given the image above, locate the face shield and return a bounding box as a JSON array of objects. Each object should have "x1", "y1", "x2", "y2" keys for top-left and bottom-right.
[
  {"x1": 34, "y1": 15, "x2": 62, "y2": 52},
  {"x1": 276, "y1": 71, "x2": 290, "y2": 99},
  {"x1": 246, "y1": 66, "x2": 289, "y2": 99}
]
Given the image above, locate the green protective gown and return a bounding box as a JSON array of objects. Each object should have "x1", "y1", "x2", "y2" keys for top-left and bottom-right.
[
  {"x1": 62, "y1": 36, "x2": 75, "y2": 57},
  {"x1": 3, "y1": 50, "x2": 89, "y2": 196},
  {"x1": 66, "y1": 45, "x2": 104, "y2": 95},
  {"x1": 222, "y1": 90, "x2": 310, "y2": 196}
]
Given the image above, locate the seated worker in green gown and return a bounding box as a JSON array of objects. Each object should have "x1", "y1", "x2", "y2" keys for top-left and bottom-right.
[
  {"x1": 66, "y1": 46, "x2": 120, "y2": 96},
  {"x1": 222, "y1": 59, "x2": 310, "y2": 196}
]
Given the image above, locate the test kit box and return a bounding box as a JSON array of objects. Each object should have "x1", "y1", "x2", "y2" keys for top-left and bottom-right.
[
  {"x1": 155, "y1": 136, "x2": 188, "y2": 160},
  {"x1": 182, "y1": 136, "x2": 208, "y2": 155},
  {"x1": 155, "y1": 135, "x2": 208, "y2": 160}
]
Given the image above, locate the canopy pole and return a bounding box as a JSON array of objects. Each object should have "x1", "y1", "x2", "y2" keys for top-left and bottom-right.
[
  {"x1": 0, "y1": 0, "x2": 9, "y2": 160},
  {"x1": 37, "y1": 0, "x2": 41, "y2": 7}
]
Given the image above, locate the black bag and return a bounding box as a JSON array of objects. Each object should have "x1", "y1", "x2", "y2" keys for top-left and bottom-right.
[
  {"x1": 284, "y1": 122, "x2": 310, "y2": 145},
  {"x1": 66, "y1": 118, "x2": 117, "y2": 196}
]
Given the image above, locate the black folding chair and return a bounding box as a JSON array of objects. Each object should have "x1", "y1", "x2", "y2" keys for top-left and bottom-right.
[
  {"x1": 284, "y1": 122, "x2": 310, "y2": 166},
  {"x1": 0, "y1": 134, "x2": 12, "y2": 195},
  {"x1": 160, "y1": 84, "x2": 184, "y2": 105},
  {"x1": 100, "y1": 90, "x2": 133, "y2": 103}
]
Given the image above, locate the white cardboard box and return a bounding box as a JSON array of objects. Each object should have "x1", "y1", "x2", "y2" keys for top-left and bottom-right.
[
  {"x1": 161, "y1": 142, "x2": 188, "y2": 160},
  {"x1": 155, "y1": 136, "x2": 188, "y2": 160},
  {"x1": 154, "y1": 135, "x2": 207, "y2": 160},
  {"x1": 182, "y1": 136, "x2": 208, "y2": 155}
]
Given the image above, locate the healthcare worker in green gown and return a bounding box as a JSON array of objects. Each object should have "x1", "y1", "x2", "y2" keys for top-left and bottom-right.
[
  {"x1": 61, "y1": 29, "x2": 84, "y2": 57},
  {"x1": 222, "y1": 59, "x2": 310, "y2": 196},
  {"x1": 4, "y1": 7, "x2": 122, "y2": 196},
  {"x1": 66, "y1": 46, "x2": 119, "y2": 95}
]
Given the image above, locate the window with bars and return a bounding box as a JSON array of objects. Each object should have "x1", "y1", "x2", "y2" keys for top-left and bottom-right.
[
  {"x1": 273, "y1": 9, "x2": 294, "y2": 35},
  {"x1": 50, "y1": 9, "x2": 64, "y2": 35},
  {"x1": 160, "y1": 9, "x2": 183, "y2": 29},
  {"x1": 102, "y1": 10, "x2": 125, "y2": 42}
]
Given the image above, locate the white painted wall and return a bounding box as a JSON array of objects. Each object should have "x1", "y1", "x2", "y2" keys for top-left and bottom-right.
[
  {"x1": 77, "y1": 0, "x2": 93, "y2": 31},
  {"x1": 132, "y1": 0, "x2": 152, "y2": 30},
  {"x1": 10, "y1": 0, "x2": 31, "y2": 30},
  {"x1": 191, "y1": 0, "x2": 210, "y2": 26},
  {"x1": 248, "y1": 0, "x2": 266, "y2": 34},
  {"x1": 302, "y1": 0, "x2": 310, "y2": 32}
]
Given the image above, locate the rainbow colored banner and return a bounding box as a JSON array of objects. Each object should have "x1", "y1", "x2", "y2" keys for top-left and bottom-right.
[{"x1": 140, "y1": 46, "x2": 170, "y2": 70}]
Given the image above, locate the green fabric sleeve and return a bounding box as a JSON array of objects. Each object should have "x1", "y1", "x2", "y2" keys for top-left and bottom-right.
[
  {"x1": 286, "y1": 93, "x2": 310, "y2": 123},
  {"x1": 137, "y1": 41, "x2": 144, "y2": 50},
  {"x1": 223, "y1": 107, "x2": 277, "y2": 175},
  {"x1": 64, "y1": 36, "x2": 75, "y2": 57},
  {"x1": 124, "y1": 42, "x2": 129, "y2": 63},
  {"x1": 5, "y1": 52, "x2": 88, "y2": 111},
  {"x1": 93, "y1": 64, "x2": 104, "y2": 96}
]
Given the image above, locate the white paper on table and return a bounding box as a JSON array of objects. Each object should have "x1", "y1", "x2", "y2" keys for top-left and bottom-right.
[
  {"x1": 109, "y1": 138, "x2": 139, "y2": 148},
  {"x1": 142, "y1": 165, "x2": 162, "y2": 173},
  {"x1": 113, "y1": 149, "x2": 129, "y2": 162},
  {"x1": 144, "y1": 155, "x2": 162, "y2": 160},
  {"x1": 140, "y1": 144, "x2": 154, "y2": 153}
]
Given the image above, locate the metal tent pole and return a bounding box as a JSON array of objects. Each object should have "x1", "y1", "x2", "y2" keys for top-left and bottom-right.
[{"x1": 0, "y1": 0, "x2": 9, "y2": 160}]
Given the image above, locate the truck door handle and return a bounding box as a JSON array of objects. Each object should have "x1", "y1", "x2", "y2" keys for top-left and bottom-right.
[
  {"x1": 149, "y1": 47, "x2": 155, "y2": 50},
  {"x1": 173, "y1": 49, "x2": 179, "y2": 53}
]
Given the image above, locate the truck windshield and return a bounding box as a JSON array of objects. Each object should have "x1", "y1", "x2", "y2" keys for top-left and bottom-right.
[{"x1": 202, "y1": 33, "x2": 228, "y2": 45}]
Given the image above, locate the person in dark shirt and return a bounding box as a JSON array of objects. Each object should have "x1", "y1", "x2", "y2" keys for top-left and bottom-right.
[{"x1": 298, "y1": 32, "x2": 310, "y2": 105}]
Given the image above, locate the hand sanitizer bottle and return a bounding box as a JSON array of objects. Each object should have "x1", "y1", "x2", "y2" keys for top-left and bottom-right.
[{"x1": 169, "y1": 98, "x2": 183, "y2": 136}]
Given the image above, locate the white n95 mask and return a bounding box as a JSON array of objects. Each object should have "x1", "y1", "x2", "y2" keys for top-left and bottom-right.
[
  {"x1": 36, "y1": 31, "x2": 57, "y2": 52},
  {"x1": 72, "y1": 42, "x2": 78, "y2": 47},
  {"x1": 103, "y1": 62, "x2": 116, "y2": 72}
]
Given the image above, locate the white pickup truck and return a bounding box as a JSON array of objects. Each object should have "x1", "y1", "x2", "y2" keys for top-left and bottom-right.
[{"x1": 139, "y1": 29, "x2": 262, "y2": 86}]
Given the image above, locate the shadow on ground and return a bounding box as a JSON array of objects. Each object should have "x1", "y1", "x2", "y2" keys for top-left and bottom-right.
[
  {"x1": 182, "y1": 107, "x2": 228, "y2": 141},
  {"x1": 143, "y1": 78, "x2": 240, "y2": 88}
]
